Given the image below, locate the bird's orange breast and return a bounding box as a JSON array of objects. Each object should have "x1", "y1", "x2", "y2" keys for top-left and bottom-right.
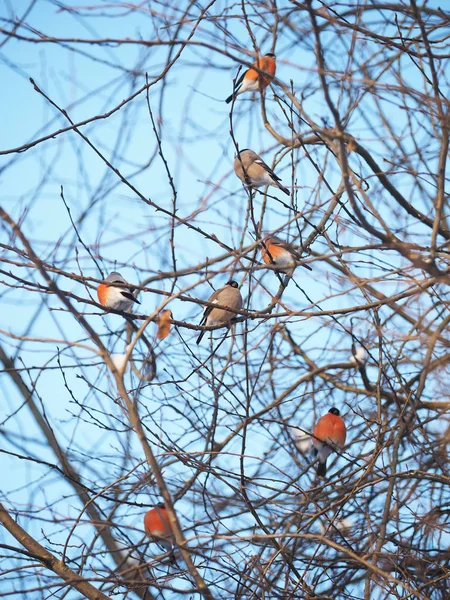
[
  {"x1": 144, "y1": 507, "x2": 173, "y2": 539},
  {"x1": 245, "y1": 56, "x2": 276, "y2": 86},
  {"x1": 313, "y1": 413, "x2": 346, "y2": 447},
  {"x1": 261, "y1": 243, "x2": 286, "y2": 264},
  {"x1": 97, "y1": 283, "x2": 108, "y2": 306},
  {"x1": 260, "y1": 55, "x2": 276, "y2": 77}
]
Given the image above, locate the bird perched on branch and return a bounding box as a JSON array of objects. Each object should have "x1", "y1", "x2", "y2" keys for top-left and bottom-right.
[
  {"x1": 226, "y1": 53, "x2": 276, "y2": 104},
  {"x1": 312, "y1": 407, "x2": 346, "y2": 477},
  {"x1": 196, "y1": 280, "x2": 243, "y2": 345},
  {"x1": 260, "y1": 236, "x2": 312, "y2": 275},
  {"x1": 144, "y1": 504, "x2": 175, "y2": 555},
  {"x1": 349, "y1": 345, "x2": 367, "y2": 366},
  {"x1": 97, "y1": 272, "x2": 140, "y2": 312},
  {"x1": 234, "y1": 149, "x2": 290, "y2": 196}
]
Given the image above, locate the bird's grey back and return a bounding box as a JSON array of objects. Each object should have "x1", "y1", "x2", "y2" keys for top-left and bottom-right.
[
  {"x1": 236, "y1": 149, "x2": 258, "y2": 165},
  {"x1": 105, "y1": 272, "x2": 126, "y2": 284}
]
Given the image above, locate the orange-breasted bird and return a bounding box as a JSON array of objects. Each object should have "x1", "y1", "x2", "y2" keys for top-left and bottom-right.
[
  {"x1": 234, "y1": 149, "x2": 290, "y2": 196},
  {"x1": 144, "y1": 504, "x2": 175, "y2": 553},
  {"x1": 196, "y1": 280, "x2": 243, "y2": 345},
  {"x1": 260, "y1": 236, "x2": 312, "y2": 275},
  {"x1": 97, "y1": 272, "x2": 140, "y2": 312},
  {"x1": 226, "y1": 53, "x2": 276, "y2": 104},
  {"x1": 312, "y1": 407, "x2": 347, "y2": 477}
]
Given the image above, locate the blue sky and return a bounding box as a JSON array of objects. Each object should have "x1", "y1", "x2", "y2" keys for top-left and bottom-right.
[{"x1": 1, "y1": 1, "x2": 449, "y2": 598}]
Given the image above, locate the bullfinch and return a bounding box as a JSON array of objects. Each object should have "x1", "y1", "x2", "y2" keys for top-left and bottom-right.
[
  {"x1": 226, "y1": 53, "x2": 276, "y2": 103},
  {"x1": 260, "y1": 236, "x2": 312, "y2": 274},
  {"x1": 234, "y1": 149, "x2": 290, "y2": 196},
  {"x1": 97, "y1": 272, "x2": 140, "y2": 312},
  {"x1": 144, "y1": 504, "x2": 175, "y2": 554},
  {"x1": 312, "y1": 407, "x2": 346, "y2": 477},
  {"x1": 196, "y1": 280, "x2": 243, "y2": 345}
]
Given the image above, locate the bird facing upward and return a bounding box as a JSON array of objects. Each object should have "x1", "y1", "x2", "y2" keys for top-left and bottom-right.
[
  {"x1": 260, "y1": 236, "x2": 312, "y2": 274},
  {"x1": 234, "y1": 149, "x2": 290, "y2": 196},
  {"x1": 97, "y1": 272, "x2": 140, "y2": 312},
  {"x1": 312, "y1": 407, "x2": 347, "y2": 477},
  {"x1": 196, "y1": 280, "x2": 243, "y2": 345},
  {"x1": 226, "y1": 53, "x2": 276, "y2": 104}
]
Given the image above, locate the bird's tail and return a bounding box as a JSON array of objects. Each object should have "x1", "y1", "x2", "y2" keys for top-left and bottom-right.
[
  {"x1": 277, "y1": 182, "x2": 291, "y2": 196},
  {"x1": 226, "y1": 84, "x2": 242, "y2": 104},
  {"x1": 317, "y1": 460, "x2": 327, "y2": 477},
  {"x1": 196, "y1": 314, "x2": 208, "y2": 345}
]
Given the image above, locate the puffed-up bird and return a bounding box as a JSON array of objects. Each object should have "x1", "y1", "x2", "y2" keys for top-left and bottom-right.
[
  {"x1": 260, "y1": 236, "x2": 312, "y2": 274},
  {"x1": 144, "y1": 504, "x2": 175, "y2": 553},
  {"x1": 312, "y1": 407, "x2": 347, "y2": 477},
  {"x1": 349, "y1": 345, "x2": 367, "y2": 366},
  {"x1": 234, "y1": 149, "x2": 290, "y2": 196},
  {"x1": 196, "y1": 280, "x2": 243, "y2": 345},
  {"x1": 97, "y1": 272, "x2": 140, "y2": 312},
  {"x1": 226, "y1": 53, "x2": 276, "y2": 104}
]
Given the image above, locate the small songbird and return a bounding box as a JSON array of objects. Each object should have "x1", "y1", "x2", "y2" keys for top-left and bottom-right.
[
  {"x1": 234, "y1": 149, "x2": 290, "y2": 196},
  {"x1": 226, "y1": 53, "x2": 276, "y2": 104},
  {"x1": 97, "y1": 272, "x2": 140, "y2": 312},
  {"x1": 292, "y1": 428, "x2": 311, "y2": 453},
  {"x1": 196, "y1": 280, "x2": 243, "y2": 345},
  {"x1": 156, "y1": 310, "x2": 172, "y2": 340},
  {"x1": 260, "y1": 236, "x2": 312, "y2": 274},
  {"x1": 349, "y1": 345, "x2": 367, "y2": 366},
  {"x1": 312, "y1": 407, "x2": 347, "y2": 477},
  {"x1": 144, "y1": 504, "x2": 175, "y2": 554}
]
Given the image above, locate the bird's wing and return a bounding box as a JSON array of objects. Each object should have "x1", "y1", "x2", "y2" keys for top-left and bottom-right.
[
  {"x1": 233, "y1": 69, "x2": 248, "y2": 90},
  {"x1": 110, "y1": 276, "x2": 141, "y2": 304},
  {"x1": 120, "y1": 290, "x2": 141, "y2": 304},
  {"x1": 271, "y1": 239, "x2": 306, "y2": 261},
  {"x1": 200, "y1": 289, "x2": 221, "y2": 322},
  {"x1": 254, "y1": 158, "x2": 282, "y2": 182},
  {"x1": 279, "y1": 241, "x2": 301, "y2": 258}
]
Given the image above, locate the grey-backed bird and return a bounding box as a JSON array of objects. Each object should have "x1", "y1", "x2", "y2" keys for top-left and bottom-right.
[
  {"x1": 97, "y1": 272, "x2": 140, "y2": 312},
  {"x1": 312, "y1": 408, "x2": 347, "y2": 477},
  {"x1": 234, "y1": 149, "x2": 290, "y2": 196},
  {"x1": 260, "y1": 236, "x2": 312, "y2": 274},
  {"x1": 226, "y1": 53, "x2": 276, "y2": 104},
  {"x1": 196, "y1": 280, "x2": 243, "y2": 345}
]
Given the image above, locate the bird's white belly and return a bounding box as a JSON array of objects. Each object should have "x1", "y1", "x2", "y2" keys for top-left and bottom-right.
[
  {"x1": 207, "y1": 310, "x2": 232, "y2": 326},
  {"x1": 314, "y1": 440, "x2": 333, "y2": 463},
  {"x1": 274, "y1": 249, "x2": 295, "y2": 268},
  {"x1": 105, "y1": 287, "x2": 132, "y2": 311},
  {"x1": 251, "y1": 172, "x2": 275, "y2": 188},
  {"x1": 240, "y1": 79, "x2": 261, "y2": 93}
]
